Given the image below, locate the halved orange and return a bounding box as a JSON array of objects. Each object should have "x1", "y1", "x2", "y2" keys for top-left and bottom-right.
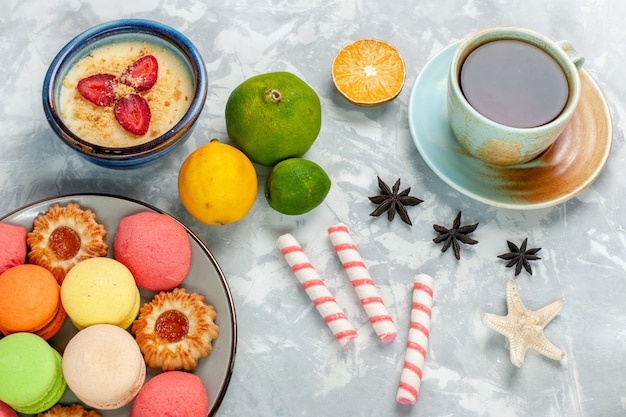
[{"x1": 332, "y1": 39, "x2": 405, "y2": 107}]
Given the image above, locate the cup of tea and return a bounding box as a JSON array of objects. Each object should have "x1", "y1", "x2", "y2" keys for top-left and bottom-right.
[{"x1": 447, "y1": 26, "x2": 584, "y2": 166}]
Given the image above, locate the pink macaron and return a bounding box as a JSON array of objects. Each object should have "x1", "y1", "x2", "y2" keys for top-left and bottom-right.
[
  {"x1": 0, "y1": 223, "x2": 27, "y2": 275},
  {"x1": 114, "y1": 212, "x2": 191, "y2": 291},
  {"x1": 0, "y1": 401, "x2": 17, "y2": 417},
  {"x1": 130, "y1": 371, "x2": 208, "y2": 417}
]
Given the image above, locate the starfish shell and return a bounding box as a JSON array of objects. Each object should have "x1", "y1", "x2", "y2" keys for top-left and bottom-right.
[{"x1": 481, "y1": 280, "x2": 564, "y2": 367}]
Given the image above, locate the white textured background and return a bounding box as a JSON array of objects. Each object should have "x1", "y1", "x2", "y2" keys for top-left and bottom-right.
[{"x1": 1, "y1": 0, "x2": 625, "y2": 416}]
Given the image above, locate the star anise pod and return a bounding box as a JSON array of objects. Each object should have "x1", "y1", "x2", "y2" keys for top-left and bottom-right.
[
  {"x1": 497, "y1": 238, "x2": 542, "y2": 276},
  {"x1": 369, "y1": 177, "x2": 423, "y2": 225},
  {"x1": 433, "y1": 211, "x2": 478, "y2": 260}
]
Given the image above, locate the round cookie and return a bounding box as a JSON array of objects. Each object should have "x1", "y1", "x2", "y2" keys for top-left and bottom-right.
[
  {"x1": 0, "y1": 333, "x2": 66, "y2": 415},
  {"x1": 0, "y1": 223, "x2": 27, "y2": 275},
  {"x1": 0, "y1": 264, "x2": 66, "y2": 340},
  {"x1": 61, "y1": 257, "x2": 140, "y2": 330},
  {"x1": 27, "y1": 202, "x2": 108, "y2": 284},
  {"x1": 62, "y1": 324, "x2": 146, "y2": 410},
  {"x1": 114, "y1": 211, "x2": 191, "y2": 291},
  {"x1": 132, "y1": 287, "x2": 219, "y2": 371},
  {"x1": 38, "y1": 404, "x2": 101, "y2": 417},
  {"x1": 130, "y1": 371, "x2": 208, "y2": 417}
]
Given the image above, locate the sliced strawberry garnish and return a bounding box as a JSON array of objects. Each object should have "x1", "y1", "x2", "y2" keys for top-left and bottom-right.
[
  {"x1": 77, "y1": 74, "x2": 118, "y2": 106},
  {"x1": 114, "y1": 94, "x2": 151, "y2": 136},
  {"x1": 120, "y1": 55, "x2": 158, "y2": 91}
]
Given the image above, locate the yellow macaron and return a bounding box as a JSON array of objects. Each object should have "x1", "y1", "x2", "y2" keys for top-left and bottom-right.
[{"x1": 61, "y1": 257, "x2": 140, "y2": 330}]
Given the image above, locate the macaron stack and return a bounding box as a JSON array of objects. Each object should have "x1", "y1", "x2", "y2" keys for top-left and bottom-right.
[
  {"x1": 0, "y1": 208, "x2": 212, "y2": 415},
  {"x1": 0, "y1": 333, "x2": 66, "y2": 414},
  {"x1": 0, "y1": 264, "x2": 66, "y2": 340},
  {"x1": 61, "y1": 257, "x2": 141, "y2": 330}
]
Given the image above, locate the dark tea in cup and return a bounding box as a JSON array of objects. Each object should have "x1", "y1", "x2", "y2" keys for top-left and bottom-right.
[
  {"x1": 460, "y1": 39, "x2": 569, "y2": 128},
  {"x1": 447, "y1": 26, "x2": 584, "y2": 166}
]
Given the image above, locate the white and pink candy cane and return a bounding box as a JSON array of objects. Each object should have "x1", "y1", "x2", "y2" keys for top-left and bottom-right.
[
  {"x1": 276, "y1": 233, "x2": 358, "y2": 348},
  {"x1": 396, "y1": 273, "x2": 434, "y2": 405},
  {"x1": 327, "y1": 223, "x2": 398, "y2": 342}
]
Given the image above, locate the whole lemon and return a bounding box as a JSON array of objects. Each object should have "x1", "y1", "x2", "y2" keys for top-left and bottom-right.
[
  {"x1": 265, "y1": 158, "x2": 331, "y2": 215},
  {"x1": 178, "y1": 139, "x2": 257, "y2": 225},
  {"x1": 225, "y1": 72, "x2": 322, "y2": 167}
]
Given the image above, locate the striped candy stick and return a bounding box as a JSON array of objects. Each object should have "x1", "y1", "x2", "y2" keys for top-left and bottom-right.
[
  {"x1": 276, "y1": 233, "x2": 358, "y2": 347},
  {"x1": 396, "y1": 273, "x2": 434, "y2": 405},
  {"x1": 327, "y1": 223, "x2": 398, "y2": 342}
]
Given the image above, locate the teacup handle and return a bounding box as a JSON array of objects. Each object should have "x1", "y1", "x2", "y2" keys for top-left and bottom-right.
[{"x1": 557, "y1": 40, "x2": 584, "y2": 70}]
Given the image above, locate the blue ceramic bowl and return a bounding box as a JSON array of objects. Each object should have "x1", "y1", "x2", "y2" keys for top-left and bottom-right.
[{"x1": 42, "y1": 19, "x2": 207, "y2": 168}]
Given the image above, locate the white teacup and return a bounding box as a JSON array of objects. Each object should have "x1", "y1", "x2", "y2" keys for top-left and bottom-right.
[{"x1": 447, "y1": 26, "x2": 584, "y2": 166}]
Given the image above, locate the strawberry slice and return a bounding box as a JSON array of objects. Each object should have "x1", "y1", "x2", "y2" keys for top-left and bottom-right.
[
  {"x1": 120, "y1": 55, "x2": 158, "y2": 91},
  {"x1": 114, "y1": 94, "x2": 151, "y2": 136},
  {"x1": 77, "y1": 74, "x2": 118, "y2": 106}
]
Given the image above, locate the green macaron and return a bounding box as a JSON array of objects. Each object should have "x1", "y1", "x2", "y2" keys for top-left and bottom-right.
[{"x1": 0, "y1": 332, "x2": 66, "y2": 414}]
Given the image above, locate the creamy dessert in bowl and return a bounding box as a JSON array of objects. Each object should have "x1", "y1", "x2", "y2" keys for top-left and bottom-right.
[{"x1": 43, "y1": 19, "x2": 207, "y2": 168}]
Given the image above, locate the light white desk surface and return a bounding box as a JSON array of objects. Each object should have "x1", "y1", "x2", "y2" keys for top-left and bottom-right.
[{"x1": 2, "y1": 1, "x2": 625, "y2": 416}]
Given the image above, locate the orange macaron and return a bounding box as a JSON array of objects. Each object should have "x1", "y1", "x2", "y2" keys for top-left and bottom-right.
[{"x1": 0, "y1": 264, "x2": 66, "y2": 340}]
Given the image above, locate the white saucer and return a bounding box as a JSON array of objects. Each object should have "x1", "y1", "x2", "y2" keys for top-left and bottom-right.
[{"x1": 408, "y1": 42, "x2": 612, "y2": 210}]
